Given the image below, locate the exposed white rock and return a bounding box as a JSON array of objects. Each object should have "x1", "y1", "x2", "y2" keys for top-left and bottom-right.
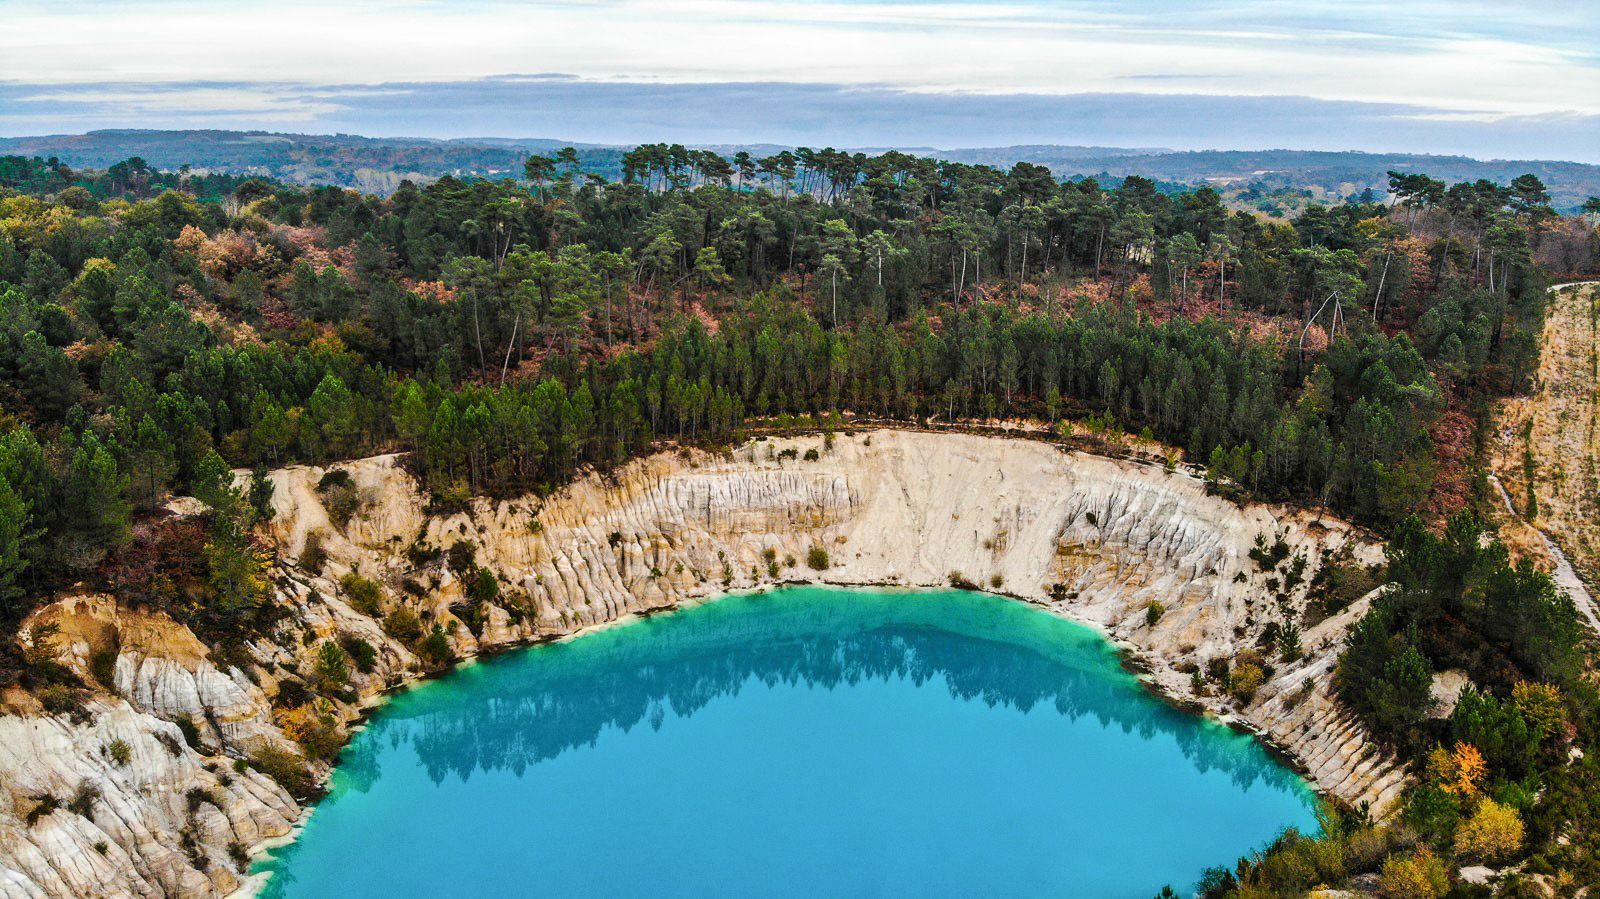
[
  {"x1": 1, "y1": 430, "x2": 1406, "y2": 897},
  {"x1": 1428, "y1": 669, "x2": 1472, "y2": 719}
]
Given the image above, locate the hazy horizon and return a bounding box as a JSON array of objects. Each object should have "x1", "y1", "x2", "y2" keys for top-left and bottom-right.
[{"x1": 4, "y1": 1, "x2": 1598, "y2": 164}]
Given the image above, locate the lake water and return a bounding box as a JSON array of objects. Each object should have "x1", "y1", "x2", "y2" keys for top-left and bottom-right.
[{"x1": 255, "y1": 587, "x2": 1318, "y2": 897}]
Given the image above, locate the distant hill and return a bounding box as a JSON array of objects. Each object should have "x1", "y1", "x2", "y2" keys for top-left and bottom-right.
[
  {"x1": 942, "y1": 146, "x2": 1600, "y2": 211},
  {"x1": 0, "y1": 130, "x2": 629, "y2": 194},
  {"x1": 3, "y1": 129, "x2": 1598, "y2": 211}
]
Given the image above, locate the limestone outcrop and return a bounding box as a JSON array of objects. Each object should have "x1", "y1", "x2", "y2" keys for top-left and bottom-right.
[{"x1": 0, "y1": 430, "x2": 1406, "y2": 897}]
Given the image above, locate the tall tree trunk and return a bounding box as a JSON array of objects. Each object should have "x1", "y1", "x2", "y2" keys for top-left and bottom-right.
[
  {"x1": 1372, "y1": 252, "x2": 1391, "y2": 317},
  {"x1": 500, "y1": 313, "x2": 520, "y2": 385},
  {"x1": 471, "y1": 294, "x2": 487, "y2": 373}
]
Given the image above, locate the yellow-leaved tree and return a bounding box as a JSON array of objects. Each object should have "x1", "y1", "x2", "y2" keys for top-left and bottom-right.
[
  {"x1": 1378, "y1": 847, "x2": 1448, "y2": 899},
  {"x1": 1455, "y1": 798, "x2": 1524, "y2": 862}
]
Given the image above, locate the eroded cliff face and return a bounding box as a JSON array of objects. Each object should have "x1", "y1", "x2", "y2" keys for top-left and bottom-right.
[{"x1": 0, "y1": 430, "x2": 1404, "y2": 898}]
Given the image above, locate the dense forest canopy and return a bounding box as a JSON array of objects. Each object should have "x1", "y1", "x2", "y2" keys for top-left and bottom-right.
[
  {"x1": 3, "y1": 144, "x2": 1600, "y2": 893},
  {"x1": 9, "y1": 130, "x2": 1600, "y2": 213},
  {"x1": 0, "y1": 148, "x2": 1592, "y2": 626}
]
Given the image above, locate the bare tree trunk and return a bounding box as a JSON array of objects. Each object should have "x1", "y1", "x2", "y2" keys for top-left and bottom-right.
[
  {"x1": 472, "y1": 294, "x2": 487, "y2": 373},
  {"x1": 1372, "y1": 251, "x2": 1391, "y2": 317},
  {"x1": 500, "y1": 313, "x2": 521, "y2": 385},
  {"x1": 1297, "y1": 290, "x2": 1339, "y2": 378}
]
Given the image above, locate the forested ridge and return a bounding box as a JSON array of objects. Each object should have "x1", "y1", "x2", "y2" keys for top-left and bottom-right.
[
  {"x1": 3, "y1": 145, "x2": 1600, "y2": 893},
  {"x1": 10, "y1": 130, "x2": 1600, "y2": 213}
]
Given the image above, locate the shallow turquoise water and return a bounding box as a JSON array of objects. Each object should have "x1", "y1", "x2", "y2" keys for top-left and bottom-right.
[{"x1": 256, "y1": 587, "x2": 1317, "y2": 897}]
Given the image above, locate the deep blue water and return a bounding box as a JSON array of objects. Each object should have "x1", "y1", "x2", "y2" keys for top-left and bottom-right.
[{"x1": 256, "y1": 587, "x2": 1317, "y2": 897}]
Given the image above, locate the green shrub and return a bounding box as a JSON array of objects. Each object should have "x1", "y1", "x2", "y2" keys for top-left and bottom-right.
[
  {"x1": 383, "y1": 608, "x2": 423, "y2": 643},
  {"x1": 300, "y1": 530, "x2": 329, "y2": 574},
  {"x1": 1206, "y1": 657, "x2": 1230, "y2": 684},
  {"x1": 806, "y1": 545, "x2": 830, "y2": 570},
  {"x1": 339, "y1": 573, "x2": 384, "y2": 616},
  {"x1": 340, "y1": 636, "x2": 378, "y2": 673},
  {"x1": 312, "y1": 641, "x2": 349, "y2": 692},
  {"x1": 1231, "y1": 663, "x2": 1265, "y2": 703},
  {"x1": 275, "y1": 678, "x2": 312, "y2": 708},
  {"x1": 446, "y1": 541, "x2": 476, "y2": 574},
  {"x1": 185, "y1": 786, "x2": 217, "y2": 814},
  {"x1": 248, "y1": 467, "x2": 275, "y2": 522},
  {"x1": 1455, "y1": 798, "x2": 1524, "y2": 862},
  {"x1": 1283, "y1": 554, "x2": 1308, "y2": 591},
  {"x1": 316, "y1": 470, "x2": 353, "y2": 491},
  {"x1": 1145, "y1": 601, "x2": 1165, "y2": 626},
  {"x1": 249, "y1": 746, "x2": 315, "y2": 798},
  {"x1": 418, "y1": 625, "x2": 453, "y2": 665},
  {"x1": 25, "y1": 795, "x2": 59, "y2": 826},
  {"x1": 89, "y1": 647, "x2": 119, "y2": 690},
  {"x1": 38, "y1": 685, "x2": 87, "y2": 722},
  {"x1": 68, "y1": 785, "x2": 100, "y2": 818},
  {"x1": 1377, "y1": 848, "x2": 1447, "y2": 899},
  {"x1": 294, "y1": 710, "x2": 343, "y2": 762},
  {"x1": 172, "y1": 716, "x2": 203, "y2": 749},
  {"x1": 1306, "y1": 550, "x2": 1380, "y2": 616},
  {"x1": 455, "y1": 601, "x2": 487, "y2": 637},
  {"x1": 1277, "y1": 622, "x2": 1303, "y2": 662},
  {"x1": 468, "y1": 567, "x2": 500, "y2": 603},
  {"x1": 405, "y1": 542, "x2": 441, "y2": 568},
  {"x1": 316, "y1": 471, "x2": 363, "y2": 527},
  {"x1": 105, "y1": 739, "x2": 132, "y2": 766},
  {"x1": 1249, "y1": 534, "x2": 1291, "y2": 570}
]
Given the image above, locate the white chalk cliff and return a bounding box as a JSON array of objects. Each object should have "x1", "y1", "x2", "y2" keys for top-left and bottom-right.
[{"x1": 0, "y1": 430, "x2": 1406, "y2": 898}]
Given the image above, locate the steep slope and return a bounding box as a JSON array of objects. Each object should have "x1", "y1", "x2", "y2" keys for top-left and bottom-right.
[
  {"x1": 0, "y1": 430, "x2": 1403, "y2": 898},
  {"x1": 1494, "y1": 282, "x2": 1600, "y2": 630}
]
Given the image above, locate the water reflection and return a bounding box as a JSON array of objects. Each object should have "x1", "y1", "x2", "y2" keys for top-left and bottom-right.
[
  {"x1": 337, "y1": 588, "x2": 1303, "y2": 801},
  {"x1": 260, "y1": 587, "x2": 1318, "y2": 897}
]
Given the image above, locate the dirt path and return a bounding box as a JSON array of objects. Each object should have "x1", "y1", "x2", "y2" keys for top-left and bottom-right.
[
  {"x1": 1488, "y1": 473, "x2": 1600, "y2": 633},
  {"x1": 1493, "y1": 281, "x2": 1600, "y2": 632}
]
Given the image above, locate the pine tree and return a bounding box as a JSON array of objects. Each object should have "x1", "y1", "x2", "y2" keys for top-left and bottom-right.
[
  {"x1": 0, "y1": 475, "x2": 31, "y2": 620},
  {"x1": 57, "y1": 435, "x2": 132, "y2": 571}
]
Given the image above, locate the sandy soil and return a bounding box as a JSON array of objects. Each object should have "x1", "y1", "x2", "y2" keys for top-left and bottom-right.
[{"x1": 1493, "y1": 282, "x2": 1600, "y2": 624}]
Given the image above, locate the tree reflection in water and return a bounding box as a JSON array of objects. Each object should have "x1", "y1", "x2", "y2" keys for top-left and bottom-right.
[
  {"x1": 261, "y1": 588, "x2": 1319, "y2": 897},
  {"x1": 337, "y1": 588, "x2": 1304, "y2": 800}
]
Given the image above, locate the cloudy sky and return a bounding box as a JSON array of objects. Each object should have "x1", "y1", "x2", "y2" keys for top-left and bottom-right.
[{"x1": 3, "y1": 0, "x2": 1599, "y2": 160}]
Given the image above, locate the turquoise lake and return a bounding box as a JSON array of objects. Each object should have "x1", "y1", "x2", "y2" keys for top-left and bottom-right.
[{"x1": 255, "y1": 587, "x2": 1318, "y2": 897}]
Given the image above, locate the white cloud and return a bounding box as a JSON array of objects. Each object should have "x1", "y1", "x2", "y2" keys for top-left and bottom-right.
[
  {"x1": 2, "y1": 0, "x2": 1597, "y2": 119},
  {"x1": 17, "y1": 87, "x2": 342, "y2": 118}
]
